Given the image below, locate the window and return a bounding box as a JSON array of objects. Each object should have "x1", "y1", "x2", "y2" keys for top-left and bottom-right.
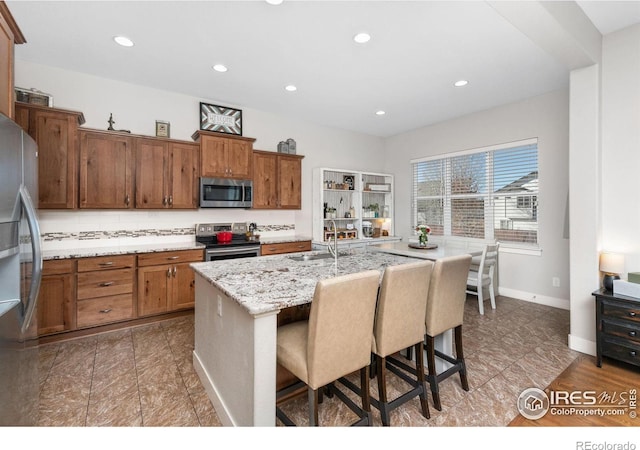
[{"x1": 412, "y1": 139, "x2": 538, "y2": 246}]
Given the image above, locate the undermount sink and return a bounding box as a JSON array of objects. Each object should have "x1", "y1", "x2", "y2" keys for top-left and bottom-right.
[{"x1": 287, "y1": 253, "x2": 335, "y2": 262}]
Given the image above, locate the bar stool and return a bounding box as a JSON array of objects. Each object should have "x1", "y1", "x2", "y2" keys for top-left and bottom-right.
[
  {"x1": 275, "y1": 270, "x2": 380, "y2": 426},
  {"x1": 371, "y1": 260, "x2": 434, "y2": 426},
  {"x1": 425, "y1": 254, "x2": 472, "y2": 411}
]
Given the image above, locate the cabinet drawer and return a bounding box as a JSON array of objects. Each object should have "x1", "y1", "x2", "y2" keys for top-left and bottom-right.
[
  {"x1": 137, "y1": 249, "x2": 204, "y2": 267},
  {"x1": 77, "y1": 268, "x2": 134, "y2": 299},
  {"x1": 602, "y1": 319, "x2": 640, "y2": 344},
  {"x1": 77, "y1": 254, "x2": 135, "y2": 272},
  {"x1": 77, "y1": 294, "x2": 134, "y2": 328},
  {"x1": 602, "y1": 336, "x2": 640, "y2": 367},
  {"x1": 43, "y1": 259, "x2": 75, "y2": 275},
  {"x1": 261, "y1": 241, "x2": 312, "y2": 256},
  {"x1": 602, "y1": 299, "x2": 640, "y2": 324}
]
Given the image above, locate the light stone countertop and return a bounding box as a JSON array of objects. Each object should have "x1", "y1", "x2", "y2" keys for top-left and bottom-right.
[
  {"x1": 370, "y1": 241, "x2": 482, "y2": 261},
  {"x1": 42, "y1": 241, "x2": 205, "y2": 260},
  {"x1": 258, "y1": 235, "x2": 312, "y2": 245},
  {"x1": 191, "y1": 250, "x2": 421, "y2": 316}
]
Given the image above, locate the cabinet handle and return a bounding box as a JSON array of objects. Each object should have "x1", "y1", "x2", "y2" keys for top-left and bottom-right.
[
  {"x1": 630, "y1": 331, "x2": 637, "y2": 337},
  {"x1": 297, "y1": 245, "x2": 305, "y2": 249},
  {"x1": 630, "y1": 312, "x2": 637, "y2": 317},
  {"x1": 99, "y1": 309, "x2": 112, "y2": 314},
  {"x1": 99, "y1": 262, "x2": 114, "y2": 266},
  {"x1": 167, "y1": 268, "x2": 172, "y2": 278},
  {"x1": 163, "y1": 196, "x2": 168, "y2": 206},
  {"x1": 173, "y1": 266, "x2": 177, "y2": 277},
  {"x1": 630, "y1": 351, "x2": 637, "y2": 357},
  {"x1": 168, "y1": 195, "x2": 173, "y2": 206},
  {"x1": 125, "y1": 194, "x2": 130, "y2": 206},
  {"x1": 167, "y1": 256, "x2": 179, "y2": 260},
  {"x1": 99, "y1": 282, "x2": 114, "y2": 287}
]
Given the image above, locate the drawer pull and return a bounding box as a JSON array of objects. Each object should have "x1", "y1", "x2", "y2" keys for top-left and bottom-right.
[
  {"x1": 99, "y1": 309, "x2": 112, "y2": 314},
  {"x1": 630, "y1": 312, "x2": 637, "y2": 317},
  {"x1": 630, "y1": 331, "x2": 637, "y2": 337},
  {"x1": 99, "y1": 262, "x2": 114, "y2": 266},
  {"x1": 168, "y1": 256, "x2": 180, "y2": 260},
  {"x1": 630, "y1": 351, "x2": 637, "y2": 357},
  {"x1": 100, "y1": 282, "x2": 114, "y2": 287}
]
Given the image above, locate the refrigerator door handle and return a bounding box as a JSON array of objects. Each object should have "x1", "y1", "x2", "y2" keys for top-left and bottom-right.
[{"x1": 19, "y1": 185, "x2": 42, "y2": 334}]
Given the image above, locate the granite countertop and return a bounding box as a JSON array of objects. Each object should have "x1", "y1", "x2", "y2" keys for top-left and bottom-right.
[
  {"x1": 191, "y1": 250, "x2": 421, "y2": 316},
  {"x1": 43, "y1": 241, "x2": 205, "y2": 260},
  {"x1": 258, "y1": 235, "x2": 312, "y2": 245}
]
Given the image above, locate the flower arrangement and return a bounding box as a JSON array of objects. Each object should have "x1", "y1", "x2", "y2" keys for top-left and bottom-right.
[{"x1": 415, "y1": 225, "x2": 431, "y2": 247}]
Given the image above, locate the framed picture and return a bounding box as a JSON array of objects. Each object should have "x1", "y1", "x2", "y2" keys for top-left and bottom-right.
[
  {"x1": 155, "y1": 120, "x2": 170, "y2": 138},
  {"x1": 200, "y1": 102, "x2": 243, "y2": 135},
  {"x1": 343, "y1": 175, "x2": 355, "y2": 190}
]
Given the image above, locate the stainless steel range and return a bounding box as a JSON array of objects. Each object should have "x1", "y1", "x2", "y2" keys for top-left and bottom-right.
[{"x1": 196, "y1": 222, "x2": 261, "y2": 261}]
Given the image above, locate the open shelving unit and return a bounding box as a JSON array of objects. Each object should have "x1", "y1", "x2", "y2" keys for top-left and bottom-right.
[{"x1": 312, "y1": 167, "x2": 395, "y2": 244}]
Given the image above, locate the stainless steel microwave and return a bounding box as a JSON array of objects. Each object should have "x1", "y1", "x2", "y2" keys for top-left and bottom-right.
[{"x1": 199, "y1": 177, "x2": 253, "y2": 208}]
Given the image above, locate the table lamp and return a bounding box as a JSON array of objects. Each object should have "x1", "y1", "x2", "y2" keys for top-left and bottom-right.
[{"x1": 599, "y1": 252, "x2": 625, "y2": 291}]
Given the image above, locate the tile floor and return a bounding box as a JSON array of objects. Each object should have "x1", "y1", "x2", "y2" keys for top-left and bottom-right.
[{"x1": 37, "y1": 295, "x2": 579, "y2": 427}]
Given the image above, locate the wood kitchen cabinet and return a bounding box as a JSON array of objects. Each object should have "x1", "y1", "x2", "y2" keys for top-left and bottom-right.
[
  {"x1": 192, "y1": 130, "x2": 255, "y2": 179},
  {"x1": 37, "y1": 259, "x2": 76, "y2": 336},
  {"x1": 79, "y1": 129, "x2": 134, "y2": 209},
  {"x1": 76, "y1": 255, "x2": 135, "y2": 329},
  {"x1": 14, "y1": 103, "x2": 85, "y2": 209},
  {"x1": 260, "y1": 240, "x2": 312, "y2": 256},
  {"x1": 135, "y1": 138, "x2": 199, "y2": 209},
  {"x1": 0, "y1": 2, "x2": 24, "y2": 119},
  {"x1": 252, "y1": 150, "x2": 303, "y2": 210},
  {"x1": 137, "y1": 249, "x2": 203, "y2": 317}
]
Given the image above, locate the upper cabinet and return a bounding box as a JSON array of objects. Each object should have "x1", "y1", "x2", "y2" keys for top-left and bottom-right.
[
  {"x1": 135, "y1": 138, "x2": 199, "y2": 209},
  {"x1": 252, "y1": 150, "x2": 304, "y2": 209},
  {"x1": 79, "y1": 129, "x2": 134, "y2": 209},
  {"x1": 15, "y1": 102, "x2": 85, "y2": 209},
  {"x1": 0, "y1": 2, "x2": 25, "y2": 119},
  {"x1": 192, "y1": 130, "x2": 255, "y2": 179}
]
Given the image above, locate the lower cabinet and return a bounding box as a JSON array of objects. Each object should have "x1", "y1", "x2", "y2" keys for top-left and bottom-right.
[
  {"x1": 76, "y1": 255, "x2": 135, "y2": 328},
  {"x1": 137, "y1": 249, "x2": 203, "y2": 317},
  {"x1": 37, "y1": 259, "x2": 76, "y2": 335},
  {"x1": 260, "y1": 240, "x2": 312, "y2": 256}
]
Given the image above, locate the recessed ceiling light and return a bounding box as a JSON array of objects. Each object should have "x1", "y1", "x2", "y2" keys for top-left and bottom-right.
[
  {"x1": 113, "y1": 36, "x2": 134, "y2": 47},
  {"x1": 376, "y1": 110, "x2": 386, "y2": 116},
  {"x1": 353, "y1": 32, "x2": 371, "y2": 44},
  {"x1": 454, "y1": 80, "x2": 469, "y2": 87},
  {"x1": 212, "y1": 64, "x2": 228, "y2": 73},
  {"x1": 265, "y1": 0, "x2": 283, "y2": 5},
  {"x1": 285, "y1": 85, "x2": 297, "y2": 92}
]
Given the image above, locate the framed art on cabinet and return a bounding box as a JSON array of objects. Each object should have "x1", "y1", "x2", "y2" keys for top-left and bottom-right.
[
  {"x1": 155, "y1": 120, "x2": 170, "y2": 138},
  {"x1": 199, "y1": 102, "x2": 243, "y2": 136}
]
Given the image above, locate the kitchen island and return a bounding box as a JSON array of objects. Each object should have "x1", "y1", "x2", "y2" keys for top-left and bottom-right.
[{"x1": 191, "y1": 250, "x2": 422, "y2": 426}]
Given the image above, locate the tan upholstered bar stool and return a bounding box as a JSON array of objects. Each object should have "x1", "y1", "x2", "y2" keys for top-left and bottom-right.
[
  {"x1": 275, "y1": 270, "x2": 380, "y2": 426},
  {"x1": 371, "y1": 260, "x2": 434, "y2": 426},
  {"x1": 425, "y1": 254, "x2": 472, "y2": 411}
]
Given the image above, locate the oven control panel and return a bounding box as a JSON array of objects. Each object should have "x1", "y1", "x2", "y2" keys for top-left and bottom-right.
[{"x1": 196, "y1": 222, "x2": 248, "y2": 237}]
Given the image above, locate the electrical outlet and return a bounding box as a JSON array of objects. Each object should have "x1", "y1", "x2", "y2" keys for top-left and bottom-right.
[
  {"x1": 217, "y1": 295, "x2": 222, "y2": 317},
  {"x1": 552, "y1": 277, "x2": 560, "y2": 288}
]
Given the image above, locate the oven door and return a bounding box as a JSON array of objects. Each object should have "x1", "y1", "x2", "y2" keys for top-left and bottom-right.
[
  {"x1": 200, "y1": 178, "x2": 253, "y2": 208},
  {"x1": 205, "y1": 245, "x2": 261, "y2": 261}
]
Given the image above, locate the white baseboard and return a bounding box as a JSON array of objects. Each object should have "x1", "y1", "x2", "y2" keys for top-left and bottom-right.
[
  {"x1": 568, "y1": 334, "x2": 597, "y2": 356},
  {"x1": 498, "y1": 287, "x2": 570, "y2": 310}
]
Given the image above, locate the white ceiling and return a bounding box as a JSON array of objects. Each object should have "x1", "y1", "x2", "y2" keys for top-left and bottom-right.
[{"x1": 6, "y1": 1, "x2": 640, "y2": 138}]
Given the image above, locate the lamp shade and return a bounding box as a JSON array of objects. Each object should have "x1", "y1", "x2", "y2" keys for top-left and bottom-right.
[{"x1": 599, "y1": 252, "x2": 625, "y2": 274}]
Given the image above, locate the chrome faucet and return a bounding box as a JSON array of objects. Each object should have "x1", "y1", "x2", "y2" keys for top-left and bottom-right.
[{"x1": 327, "y1": 220, "x2": 338, "y2": 265}]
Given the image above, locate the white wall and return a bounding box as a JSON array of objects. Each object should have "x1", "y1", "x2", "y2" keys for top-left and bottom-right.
[
  {"x1": 15, "y1": 61, "x2": 385, "y2": 244},
  {"x1": 383, "y1": 89, "x2": 571, "y2": 308}
]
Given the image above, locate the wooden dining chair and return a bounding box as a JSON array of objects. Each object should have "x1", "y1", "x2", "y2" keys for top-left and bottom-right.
[{"x1": 466, "y1": 243, "x2": 499, "y2": 315}]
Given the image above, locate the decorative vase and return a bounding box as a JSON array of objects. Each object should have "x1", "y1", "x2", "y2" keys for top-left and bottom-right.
[{"x1": 419, "y1": 233, "x2": 427, "y2": 247}]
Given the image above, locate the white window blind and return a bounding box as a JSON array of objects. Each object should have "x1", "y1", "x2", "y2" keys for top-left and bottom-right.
[{"x1": 412, "y1": 139, "x2": 538, "y2": 246}]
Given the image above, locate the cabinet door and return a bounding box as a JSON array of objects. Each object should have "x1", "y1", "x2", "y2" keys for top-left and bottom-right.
[
  {"x1": 138, "y1": 265, "x2": 170, "y2": 317},
  {"x1": 227, "y1": 139, "x2": 252, "y2": 178},
  {"x1": 278, "y1": 155, "x2": 302, "y2": 209},
  {"x1": 37, "y1": 272, "x2": 75, "y2": 336},
  {"x1": 135, "y1": 139, "x2": 168, "y2": 208},
  {"x1": 169, "y1": 263, "x2": 196, "y2": 311},
  {"x1": 79, "y1": 132, "x2": 133, "y2": 209},
  {"x1": 252, "y1": 152, "x2": 278, "y2": 209},
  {"x1": 168, "y1": 142, "x2": 199, "y2": 209},
  {"x1": 200, "y1": 135, "x2": 228, "y2": 177},
  {"x1": 0, "y1": 10, "x2": 14, "y2": 119}
]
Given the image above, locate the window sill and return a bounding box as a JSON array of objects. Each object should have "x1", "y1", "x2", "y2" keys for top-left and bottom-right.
[{"x1": 499, "y1": 245, "x2": 542, "y2": 257}]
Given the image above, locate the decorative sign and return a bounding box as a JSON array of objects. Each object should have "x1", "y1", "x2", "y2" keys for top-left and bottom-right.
[{"x1": 200, "y1": 102, "x2": 242, "y2": 135}]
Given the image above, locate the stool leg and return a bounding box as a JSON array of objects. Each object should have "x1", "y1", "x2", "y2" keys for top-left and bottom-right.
[
  {"x1": 425, "y1": 335, "x2": 442, "y2": 411},
  {"x1": 415, "y1": 341, "x2": 430, "y2": 419},
  {"x1": 455, "y1": 325, "x2": 469, "y2": 391},
  {"x1": 360, "y1": 366, "x2": 373, "y2": 426},
  {"x1": 308, "y1": 387, "x2": 320, "y2": 426},
  {"x1": 376, "y1": 355, "x2": 391, "y2": 426}
]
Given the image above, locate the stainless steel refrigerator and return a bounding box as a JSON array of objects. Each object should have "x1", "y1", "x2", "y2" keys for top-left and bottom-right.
[{"x1": 0, "y1": 113, "x2": 42, "y2": 425}]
